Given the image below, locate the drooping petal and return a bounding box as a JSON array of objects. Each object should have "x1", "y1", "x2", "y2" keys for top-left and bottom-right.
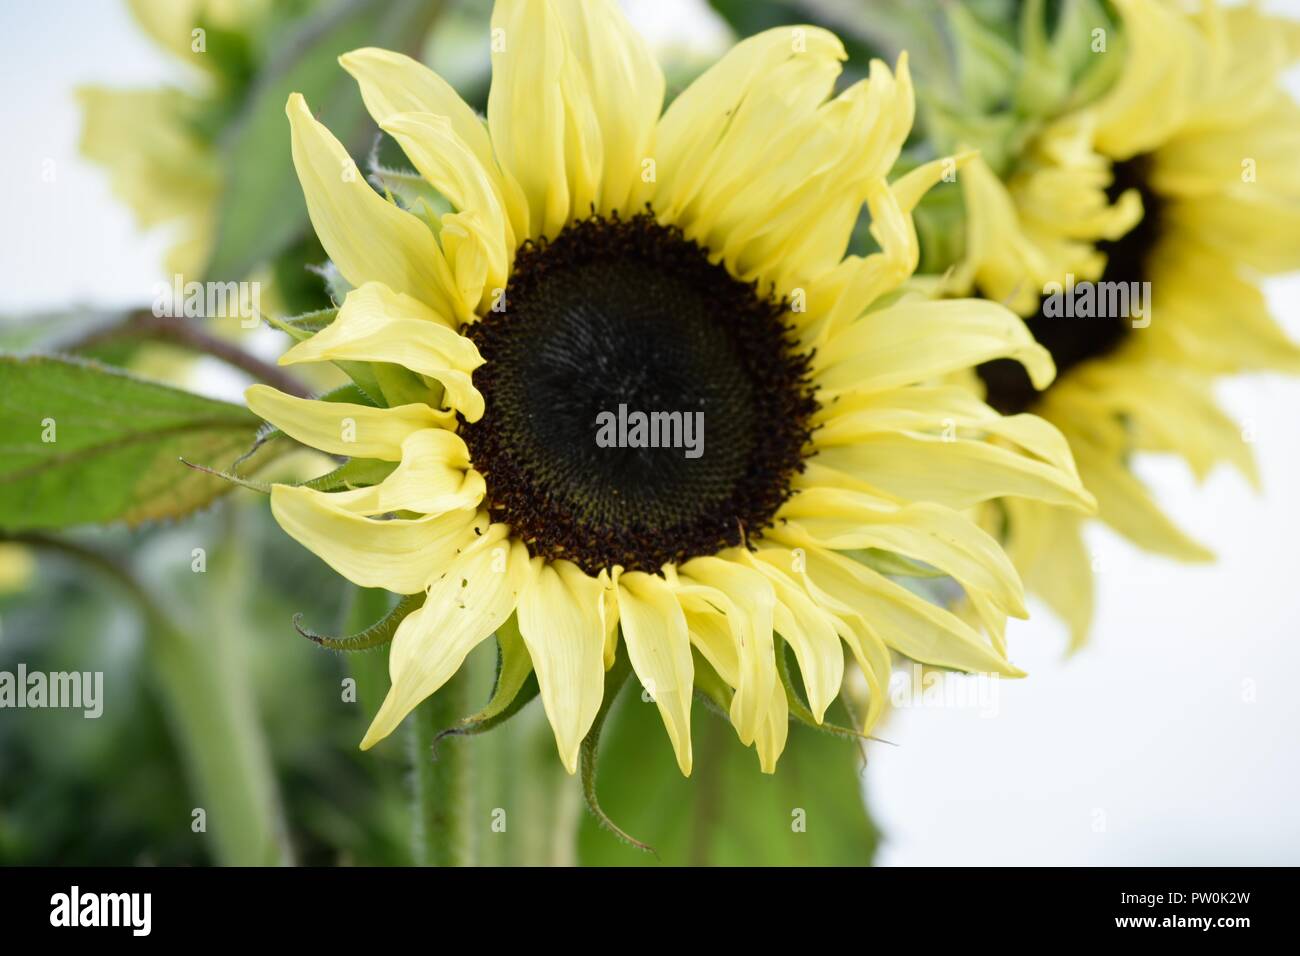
[
  {"x1": 279, "y1": 282, "x2": 485, "y2": 422},
  {"x1": 616, "y1": 571, "x2": 694, "y2": 775},
  {"x1": 1001, "y1": 497, "x2": 1096, "y2": 653},
  {"x1": 776, "y1": 487, "x2": 1028, "y2": 618},
  {"x1": 753, "y1": 676, "x2": 789, "y2": 774},
  {"x1": 739, "y1": 551, "x2": 845, "y2": 724},
  {"x1": 1071, "y1": 433, "x2": 1214, "y2": 561},
  {"x1": 361, "y1": 527, "x2": 529, "y2": 748},
  {"x1": 676, "y1": 554, "x2": 777, "y2": 748},
  {"x1": 325, "y1": 430, "x2": 485, "y2": 517},
  {"x1": 779, "y1": 544, "x2": 1023, "y2": 677},
  {"x1": 268, "y1": 485, "x2": 483, "y2": 593},
  {"x1": 515, "y1": 558, "x2": 609, "y2": 773},
  {"x1": 244, "y1": 384, "x2": 450, "y2": 460}
]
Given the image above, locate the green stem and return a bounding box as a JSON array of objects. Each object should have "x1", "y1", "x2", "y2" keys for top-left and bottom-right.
[{"x1": 409, "y1": 674, "x2": 473, "y2": 866}]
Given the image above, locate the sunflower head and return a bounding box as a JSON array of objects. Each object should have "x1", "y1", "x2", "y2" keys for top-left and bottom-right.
[
  {"x1": 246, "y1": 0, "x2": 1095, "y2": 775},
  {"x1": 902, "y1": 0, "x2": 1300, "y2": 647}
]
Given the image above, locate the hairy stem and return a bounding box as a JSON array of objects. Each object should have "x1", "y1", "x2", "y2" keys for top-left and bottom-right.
[{"x1": 409, "y1": 674, "x2": 474, "y2": 866}]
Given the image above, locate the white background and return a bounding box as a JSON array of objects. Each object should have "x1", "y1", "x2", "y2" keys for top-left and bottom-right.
[{"x1": 0, "y1": 0, "x2": 1296, "y2": 864}]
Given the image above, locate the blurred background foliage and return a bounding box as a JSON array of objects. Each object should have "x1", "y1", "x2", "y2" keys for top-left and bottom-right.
[{"x1": 0, "y1": 0, "x2": 1032, "y2": 866}]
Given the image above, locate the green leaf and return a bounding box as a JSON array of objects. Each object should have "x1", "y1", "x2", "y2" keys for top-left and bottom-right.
[
  {"x1": 0, "y1": 354, "x2": 284, "y2": 531},
  {"x1": 578, "y1": 685, "x2": 880, "y2": 866},
  {"x1": 203, "y1": 0, "x2": 446, "y2": 281}
]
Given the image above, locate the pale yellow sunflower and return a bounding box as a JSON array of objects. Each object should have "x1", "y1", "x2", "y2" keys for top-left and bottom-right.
[
  {"x1": 77, "y1": 0, "x2": 272, "y2": 277},
  {"x1": 247, "y1": 0, "x2": 1095, "y2": 774},
  {"x1": 948, "y1": 0, "x2": 1300, "y2": 647}
]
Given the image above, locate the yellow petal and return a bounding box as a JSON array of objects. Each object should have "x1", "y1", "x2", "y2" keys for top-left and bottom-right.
[
  {"x1": 814, "y1": 383, "x2": 1082, "y2": 481},
  {"x1": 285, "y1": 93, "x2": 466, "y2": 319},
  {"x1": 380, "y1": 112, "x2": 513, "y2": 306},
  {"x1": 813, "y1": 299, "x2": 1054, "y2": 395},
  {"x1": 515, "y1": 558, "x2": 609, "y2": 773},
  {"x1": 616, "y1": 571, "x2": 694, "y2": 775},
  {"x1": 1002, "y1": 497, "x2": 1095, "y2": 652},
  {"x1": 361, "y1": 527, "x2": 528, "y2": 748},
  {"x1": 268, "y1": 485, "x2": 483, "y2": 593},
  {"x1": 244, "y1": 383, "x2": 449, "y2": 460},
  {"x1": 550, "y1": 0, "x2": 664, "y2": 216},
  {"x1": 786, "y1": 544, "x2": 1022, "y2": 677},
  {"x1": 813, "y1": 429, "x2": 1094, "y2": 512},
  {"x1": 1071, "y1": 435, "x2": 1214, "y2": 562},
  {"x1": 676, "y1": 554, "x2": 777, "y2": 748},
  {"x1": 740, "y1": 552, "x2": 844, "y2": 723},
  {"x1": 487, "y1": 0, "x2": 575, "y2": 239},
  {"x1": 753, "y1": 677, "x2": 789, "y2": 774},
  {"x1": 653, "y1": 26, "x2": 845, "y2": 226},
  {"x1": 340, "y1": 46, "x2": 530, "y2": 242},
  {"x1": 777, "y1": 487, "x2": 1027, "y2": 618},
  {"x1": 713, "y1": 58, "x2": 915, "y2": 290},
  {"x1": 279, "y1": 282, "x2": 485, "y2": 422},
  {"x1": 325, "y1": 430, "x2": 484, "y2": 517}
]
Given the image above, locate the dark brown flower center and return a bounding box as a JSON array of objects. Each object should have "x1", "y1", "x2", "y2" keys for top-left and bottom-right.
[
  {"x1": 458, "y1": 212, "x2": 817, "y2": 574},
  {"x1": 977, "y1": 155, "x2": 1162, "y2": 415}
]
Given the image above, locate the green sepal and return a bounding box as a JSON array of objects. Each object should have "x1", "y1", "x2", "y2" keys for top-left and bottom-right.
[
  {"x1": 293, "y1": 591, "x2": 424, "y2": 651},
  {"x1": 303, "y1": 457, "x2": 396, "y2": 493},
  {"x1": 579, "y1": 646, "x2": 655, "y2": 855},
  {"x1": 177, "y1": 457, "x2": 273, "y2": 494},
  {"x1": 846, "y1": 547, "x2": 948, "y2": 579},
  {"x1": 775, "y1": 638, "x2": 874, "y2": 745},
  {"x1": 690, "y1": 647, "x2": 733, "y2": 718},
  {"x1": 436, "y1": 615, "x2": 538, "y2": 741},
  {"x1": 267, "y1": 307, "x2": 336, "y2": 342},
  {"x1": 372, "y1": 165, "x2": 452, "y2": 236}
]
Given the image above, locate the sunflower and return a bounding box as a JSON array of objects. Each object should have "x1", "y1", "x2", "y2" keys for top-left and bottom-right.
[
  {"x1": 940, "y1": 0, "x2": 1300, "y2": 647},
  {"x1": 246, "y1": 0, "x2": 1095, "y2": 775},
  {"x1": 77, "y1": 0, "x2": 274, "y2": 277}
]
